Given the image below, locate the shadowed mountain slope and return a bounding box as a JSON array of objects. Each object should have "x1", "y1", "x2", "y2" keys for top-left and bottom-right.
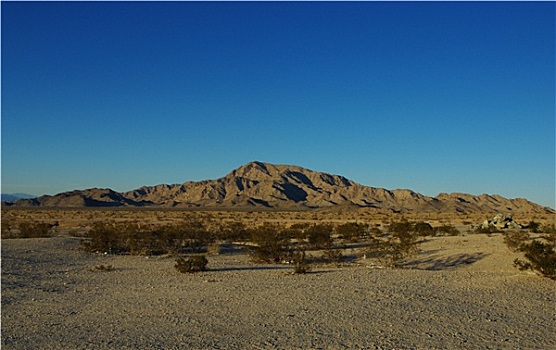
[{"x1": 9, "y1": 161, "x2": 554, "y2": 214}]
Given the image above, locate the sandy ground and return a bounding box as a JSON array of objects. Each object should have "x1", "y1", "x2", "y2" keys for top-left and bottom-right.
[{"x1": 2, "y1": 234, "x2": 555, "y2": 349}]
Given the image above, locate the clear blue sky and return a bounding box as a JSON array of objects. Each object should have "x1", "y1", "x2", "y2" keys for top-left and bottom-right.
[{"x1": 2, "y1": 1, "x2": 555, "y2": 208}]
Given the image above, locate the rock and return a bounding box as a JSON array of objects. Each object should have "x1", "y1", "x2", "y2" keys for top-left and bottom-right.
[{"x1": 479, "y1": 214, "x2": 522, "y2": 230}]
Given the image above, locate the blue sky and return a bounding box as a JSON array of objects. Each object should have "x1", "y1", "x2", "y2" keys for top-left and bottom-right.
[{"x1": 2, "y1": 2, "x2": 555, "y2": 208}]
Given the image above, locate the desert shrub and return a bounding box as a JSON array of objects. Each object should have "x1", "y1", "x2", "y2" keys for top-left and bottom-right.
[
  {"x1": 1, "y1": 222, "x2": 15, "y2": 238},
  {"x1": 435, "y1": 224, "x2": 460, "y2": 236},
  {"x1": 413, "y1": 221, "x2": 435, "y2": 237},
  {"x1": 163, "y1": 220, "x2": 213, "y2": 254},
  {"x1": 368, "y1": 226, "x2": 383, "y2": 236},
  {"x1": 541, "y1": 223, "x2": 556, "y2": 234},
  {"x1": 541, "y1": 224, "x2": 556, "y2": 246},
  {"x1": 526, "y1": 221, "x2": 541, "y2": 233},
  {"x1": 306, "y1": 224, "x2": 333, "y2": 250},
  {"x1": 175, "y1": 255, "x2": 208, "y2": 273},
  {"x1": 336, "y1": 222, "x2": 369, "y2": 242},
  {"x1": 292, "y1": 250, "x2": 311, "y2": 274},
  {"x1": 391, "y1": 223, "x2": 421, "y2": 254},
  {"x1": 249, "y1": 224, "x2": 291, "y2": 263},
  {"x1": 503, "y1": 231, "x2": 530, "y2": 252},
  {"x1": 290, "y1": 223, "x2": 310, "y2": 231},
  {"x1": 513, "y1": 241, "x2": 556, "y2": 279},
  {"x1": 91, "y1": 264, "x2": 115, "y2": 272},
  {"x1": 207, "y1": 241, "x2": 223, "y2": 255},
  {"x1": 474, "y1": 224, "x2": 502, "y2": 234},
  {"x1": 216, "y1": 221, "x2": 250, "y2": 242},
  {"x1": 319, "y1": 248, "x2": 344, "y2": 263},
  {"x1": 365, "y1": 221, "x2": 422, "y2": 267},
  {"x1": 17, "y1": 222, "x2": 52, "y2": 238},
  {"x1": 126, "y1": 224, "x2": 167, "y2": 255},
  {"x1": 80, "y1": 222, "x2": 130, "y2": 254}
]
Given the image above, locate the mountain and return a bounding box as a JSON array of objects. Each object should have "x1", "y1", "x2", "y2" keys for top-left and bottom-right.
[
  {"x1": 8, "y1": 161, "x2": 554, "y2": 213},
  {"x1": 1, "y1": 193, "x2": 36, "y2": 202},
  {"x1": 9, "y1": 189, "x2": 152, "y2": 208}
]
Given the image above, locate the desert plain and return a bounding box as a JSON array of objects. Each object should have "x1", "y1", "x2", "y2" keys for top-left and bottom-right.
[{"x1": 1, "y1": 208, "x2": 555, "y2": 349}]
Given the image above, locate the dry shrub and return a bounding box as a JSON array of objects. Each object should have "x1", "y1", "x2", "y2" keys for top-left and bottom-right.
[
  {"x1": 91, "y1": 264, "x2": 115, "y2": 272},
  {"x1": 80, "y1": 219, "x2": 214, "y2": 256},
  {"x1": 363, "y1": 221, "x2": 422, "y2": 267},
  {"x1": 319, "y1": 249, "x2": 344, "y2": 263},
  {"x1": 292, "y1": 250, "x2": 311, "y2": 274},
  {"x1": 336, "y1": 222, "x2": 369, "y2": 242},
  {"x1": 216, "y1": 221, "x2": 249, "y2": 242},
  {"x1": 207, "y1": 241, "x2": 222, "y2": 255},
  {"x1": 175, "y1": 255, "x2": 208, "y2": 273},
  {"x1": 513, "y1": 241, "x2": 556, "y2": 279},
  {"x1": 435, "y1": 224, "x2": 460, "y2": 236},
  {"x1": 17, "y1": 222, "x2": 53, "y2": 238},
  {"x1": 503, "y1": 231, "x2": 530, "y2": 252},
  {"x1": 249, "y1": 224, "x2": 291, "y2": 263},
  {"x1": 306, "y1": 224, "x2": 333, "y2": 250}
]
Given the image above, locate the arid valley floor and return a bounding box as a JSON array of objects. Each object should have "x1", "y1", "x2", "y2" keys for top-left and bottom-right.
[{"x1": 1, "y1": 208, "x2": 555, "y2": 349}]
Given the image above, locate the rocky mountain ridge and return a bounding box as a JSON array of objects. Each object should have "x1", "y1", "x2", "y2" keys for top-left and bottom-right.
[{"x1": 8, "y1": 161, "x2": 554, "y2": 214}]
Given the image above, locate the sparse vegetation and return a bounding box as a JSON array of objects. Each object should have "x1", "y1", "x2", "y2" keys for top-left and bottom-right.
[
  {"x1": 91, "y1": 264, "x2": 115, "y2": 272},
  {"x1": 413, "y1": 221, "x2": 435, "y2": 236},
  {"x1": 336, "y1": 222, "x2": 369, "y2": 242},
  {"x1": 503, "y1": 231, "x2": 530, "y2": 252},
  {"x1": 318, "y1": 248, "x2": 344, "y2": 264},
  {"x1": 292, "y1": 250, "x2": 311, "y2": 274},
  {"x1": 306, "y1": 224, "x2": 333, "y2": 250},
  {"x1": 526, "y1": 221, "x2": 541, "y2": 233},
  {"x1": 3, "y1": 207, "x2": 554, "y2": 279},
  {"x1": 474, "y1": 224, "x2": 502, "y2": 234},
  {"x1": 513, "y1": 241, "x2": 556, "y2": 279},
  {"x1": 0, "y1": 220, "x2": 57, "y2": 239},
  {"x1": 504, "y1": 225, "x2": 556, "y2": 279},
  {"x1": 363, "y1": 221, "x2": 422, "y2": 267},
  {"x1": 435, "y1": 224, "x2": 460, "y2": 236},
  {"x1": 175, "y1": 255, "x2": 208, "y2": 273},
  {"x1": 17, "y1": 221, "x2": 54, "y2": 238},
  {"x1": 80, "y1": 220, "x2": 214, "y2": 256},
  {"x1": 249, "y1": 224, "x2": 291, "y2": 263}
]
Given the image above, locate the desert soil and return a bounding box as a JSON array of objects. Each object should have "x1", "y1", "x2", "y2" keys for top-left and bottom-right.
[{"x1": 2, "y1": 234, "x2": 555, "y2": 350}]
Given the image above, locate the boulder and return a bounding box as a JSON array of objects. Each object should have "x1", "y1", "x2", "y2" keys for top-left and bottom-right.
[{"x1": 479, "y1": 214, "x2": 523, "y2": 230}]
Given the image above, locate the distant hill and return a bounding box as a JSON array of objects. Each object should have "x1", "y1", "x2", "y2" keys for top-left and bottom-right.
[
  {"x1": 1, "y1": 193, "x2": 36, "y2": 202},
  {"x1": 9, "y1": 161, "x2": 555, "y2": 214}
]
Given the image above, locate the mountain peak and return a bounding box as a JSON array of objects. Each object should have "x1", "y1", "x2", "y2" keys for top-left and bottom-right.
[
  {"x1": 232, "y1": 161, "x2": 272, "y2": 178},
  {"x1": 8, "y1": 161, "x2": 553, "y2": 213}
]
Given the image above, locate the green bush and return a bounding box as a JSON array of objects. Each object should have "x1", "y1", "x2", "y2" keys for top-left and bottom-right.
[{"x1": 175, "y1": 255, "x2": 208, "y2": 273}]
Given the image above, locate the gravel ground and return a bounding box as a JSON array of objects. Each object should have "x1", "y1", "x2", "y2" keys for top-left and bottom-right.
[{"x1": 2, "y1": 235, "x2": 555, "y2": 349}]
